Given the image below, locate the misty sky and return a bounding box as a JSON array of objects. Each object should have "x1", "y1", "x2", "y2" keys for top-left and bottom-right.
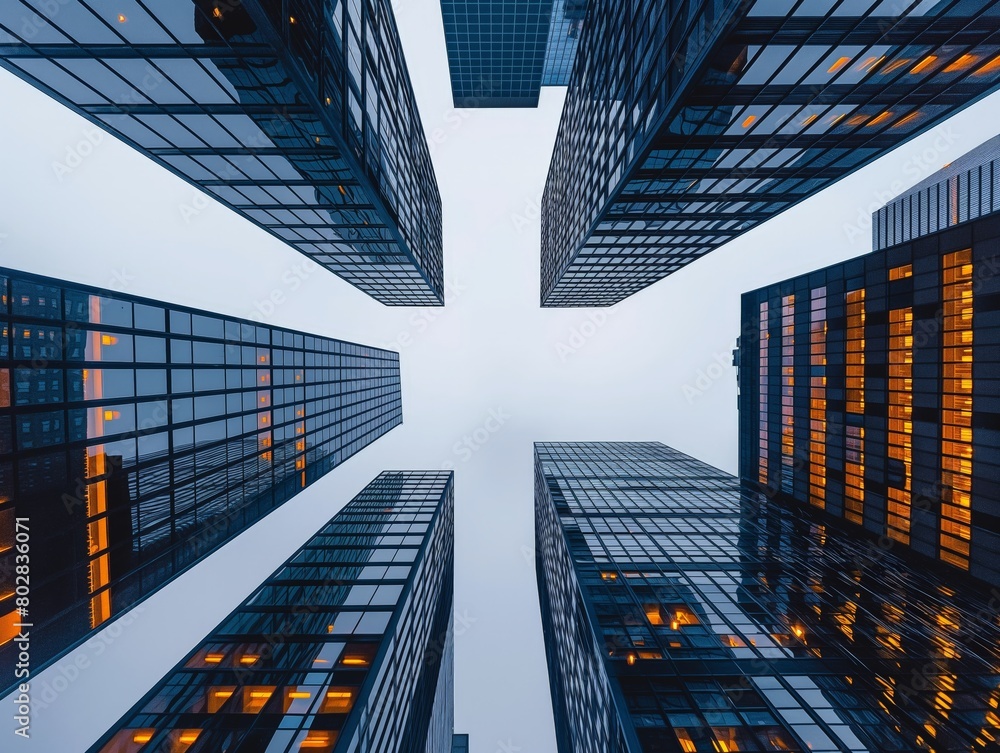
[{"x1": 2, "y1": 1, "x2": 1000, "y2": 751}]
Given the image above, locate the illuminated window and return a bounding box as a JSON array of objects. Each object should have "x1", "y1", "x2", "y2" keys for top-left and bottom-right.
[
  {"x1": 940, "y1": 250, "x2": 973, "y2": 570},
  {"x1": 645, "y1": 605, "x2": 664, "y2": 625},
  {"x1": 886, "y1": 292, "x2": 913, "y2": 546},
  {"x1": 320, "y1": 687, "x2": 357, "y2": 713},
  {"x1": 845, "y1": 288, "x2": 866, "y2": 525},
  {"x1": 758, "y1": 302, "x2": 769, "y2": 485},
  {"x1": 781, "y1": 295, "x2": 795, "y2": 494},
  {"x1": 242, "y1": 686, "x2": 275, "y2": 714},
  {"x1": 809, "y1": 288, "x2": 827, "y2": 509},
  {"x1": 207, "y1": 686, "x2": 235, "y2": 713}
]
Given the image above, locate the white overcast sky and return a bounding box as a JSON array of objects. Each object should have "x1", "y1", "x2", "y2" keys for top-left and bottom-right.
[{"x1": 3, "y1": 1, "x2": 1000, "y2": 750}]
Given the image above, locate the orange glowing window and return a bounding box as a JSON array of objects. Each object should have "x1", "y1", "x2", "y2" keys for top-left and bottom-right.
[
  {"x1": 975, "y1": 54, "x2": 1000, "y2": 75},
  {"x1": 243, "y1": 686, "x2": 275, "y2": 714},
  {"x1": 675, "y1": 730, "x2": 697, "y2": 753},
  {"x1": 889, "y1": 264, "x2": 913, "y2": 280},
  {"x1": 173, "y1": 730, "x2": 201, "y2": 749},
  {"x1": 239, "y1": 653, "x2": 260, "y2": 666},
  {"x1": 600, "y1": 571, "x2": 618, "y2": 581},
  {"x1": 100, "y1": 334, "x2": 118, "y2": 346},
  {"x1": 893, "y1": 111, "x2": 921, "y2": 129},
  {"x1": 341, "y1": 655, "x2": 370, "y2": 667},
  {"x1": 645, "y1": 606, "x2": 664, "y2": 625},
  {"x1": 203, "y1": 652, "x2": 224, "y2": 664},
  {"x1": 944, "y1": 54, "x2": 979, "y2": 73},
  {"x1": 300, "y1": 731, "x2": 336, "y2": 750},
  {"x1": 882, "y1": 58, "x2": 913, "y2": 75},
  {"x1": 321, "y1": 688, "x2": 357, "y2": 713},
  {"x1": 207, "y1": 687, "x2": 235, "y2": 713},
  {"x1": 868, "y1": 111, "x2": 893, "y2": 127},
  {"x1": 741, "y1": 114, "x2": 757, "y2": 129},
  {"x1": 828, "y1": 56, "x2": 851, "y2": 73},
  {"x1": 911, "y1": 55, "x2": 938, "y2": 74},
  {"x1": 132, "y1": 729, "x2": 155, "y2": 744}
]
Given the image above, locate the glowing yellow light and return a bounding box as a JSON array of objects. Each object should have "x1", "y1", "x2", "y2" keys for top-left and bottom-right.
[
  {"x1": 944, "y1": 54, "x2": 978, "y2": 73},
  {"x1": 178, "y1": 731, "x2": 201, "y2": 744},
  {"x1": 341, "y1": 655, "x2": 369, "y2": 666},
  {"x1": 117, "y1": 13, "x2": 127, "y2": 23},
  {"x1": 338, "y1": 185, "x2": 347, "y2": 196},
  {"x1": 239, "y1": 654, "x2": 260, "y2": 665},
  {"x1": 741, "y1": 114, "x2": 757, "y2": 129},
  {"x1": 800, "y1": 114, "x2": 818, "y2": 127},
  {"x1": 975, "y1": 55, "x2": 1000, "y2": 75},
  {"x1": 204, "y1": 653, "x2": 224, "y2": 664},
  {"x1": 868, "y1": 111, "x2": 893, "y2": 127},
  {"x1": 132, "y1": 730, "x2": 154, "y2": 744},
  {"x1": 289, "y1": 16, "x2": 297, "y2": 23},
  {"x1": 626, "y1": 653, "x2": 636, "y2": 665},
  {"x1": 103, "y1": 410, "x2": 120, "y2": 421},
  {"x1": 911, "y1": 55, "x2": 938, "y2": 74},
  {"x1": 287, "y1": 691, "x2": 311, "y2": 699},
  {"x1": 828, "y1": 56, "x2": 851, "y2": 73},
  {"x1": 212, "y1": 7, "x2": 222, "y2": 18},
  {"x1": 301, "y1": 732, "x2": 333, "y2": 748},
  {"x1": 882, "y1": 58, "x2": 913, "y2": 74},
  {"x1": 100, "y1": 335, "x2": 118, "y2": 346}
]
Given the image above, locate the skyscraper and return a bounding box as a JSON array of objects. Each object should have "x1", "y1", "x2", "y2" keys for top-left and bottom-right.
[
  {"x1": 738, "y1": 137, "x2": 1000, "y2": 587},
  {"x1": 535, "y1": 441, "x2": 1000, "y2": 753},
  {"x1": 440, "y1": 0, "x2": 585, "y2": 107},
  {"x1": 87, "y1": 470, "x2": 455, "y2": 753},
  {"x1": 0, "y1": 268, "x2": 402, "y2": 688},
  {"x1": 0, "y1": 0, "x2": 443, "y2": 305},
  {"x1": 540, "y1": 0, "x2": 1000, "y2": 306}
]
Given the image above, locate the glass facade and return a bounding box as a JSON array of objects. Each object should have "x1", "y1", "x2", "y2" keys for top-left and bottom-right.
[
  {"x1": 440, "y1": 0, "x2": 584, "y2": 108},
  {"x1": 540, "y1": 0, "x2": 1000, "y2": 306},
  {"x1": 87, "y1": 470, "x2": 454, "y2": 753},
  {"x1": 738, "y1": 180, "x2": 1000, "y2": 585},
  {"x1": 535, "y1": 441, "x2": 1000, "y2": 753},
  {"x1": 874, "y1": 134, "x2": 1000, "y2": 250},
  {"x1": 0, "y1": 0, "x2": 443, "y2": 305},
  {"x1": 0, "y1": 268, "x2": 402, "y2": 689}
]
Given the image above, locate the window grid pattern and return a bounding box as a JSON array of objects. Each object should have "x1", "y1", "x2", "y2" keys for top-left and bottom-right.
[
  {"x1": 780, "y1": 294, "x2": 794, "y2": 495},
  {"x1": 536, "y1": 442, "x2": 1000, "y2": 753},
  {"x1": 940, "y1": 249, "x2": 973, "y2": 570},
  {"x1": 843, "y1": 288, "x2": 865, "y2": 526},
  {"x1": 809, "y1": 287, "x2": 826, "y2": 509},
  {"x1": 0, "y1": 268, "x2": 402, "y2": 687},
  {"x1": 886, "y1": 300, "x2": 913, "y2": 546},
  {"x1": 440, "y1": 0, "x2": 554, "y2": 107},
  {"x1": 739, "y1": 203, "x2": 1000, "y2": 586},
  {"x1": 0, "y1": 0, "x2": 443, "y2": 305},
  {"x1": 88, "y1": 471, "x2": 454, "y2": 753},
  {"x1": 757, "y1": 301, "x2": 768, "y2": 486},
  {"x1": 541, "y1": 0, "x2": 1000, "y2": 306},
  {"x1": 874, "y1": 135, "x2": 1000, "y2": 250}
]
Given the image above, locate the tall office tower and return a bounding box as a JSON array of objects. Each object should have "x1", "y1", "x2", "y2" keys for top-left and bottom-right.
[
  {"x1": 88, "y1": 470, "x2": 455, "y2": 753},
  {"x1": 0, "y1": 1, "x2": 443, "y2": 305},
  {"x1": 738, "y1": 137, "x2": 1000, "y2": 587},
  {"x1": 539, "y1": 0, "x2": 1000, "y2": 306},
  {"x1": 535, "y1": 442, "x2": 1000, "y2": 753},
  {"x1": 0, "y1": 268, "x2": 402, "y2": 689},
  {"x1": 440, "y1": 0, "x2": 585, "y2": 107}
]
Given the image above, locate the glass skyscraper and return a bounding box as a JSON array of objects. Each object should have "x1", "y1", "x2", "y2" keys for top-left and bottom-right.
[
  {"x1": 535, "y1": 441, "x2": 1000, "y2": 753},
  {"x1": 0, "y1": 268, "x2": 402, "y2": 689},
  {"x1": 738, "y1": 138, "x2": 1000, "y2": 587},
  {"x1": 540, "y1": 0, "x2": 1000, "y2": 306},
  {"x1": 440, "y1": 0, "x2": 584, "y2": 107},
  {"x1": 87, "y1": 470, "x2": 454, "y2": 753},
  {"x1": 0, "y1": 0, "x2": 444, "y2": 305}
]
